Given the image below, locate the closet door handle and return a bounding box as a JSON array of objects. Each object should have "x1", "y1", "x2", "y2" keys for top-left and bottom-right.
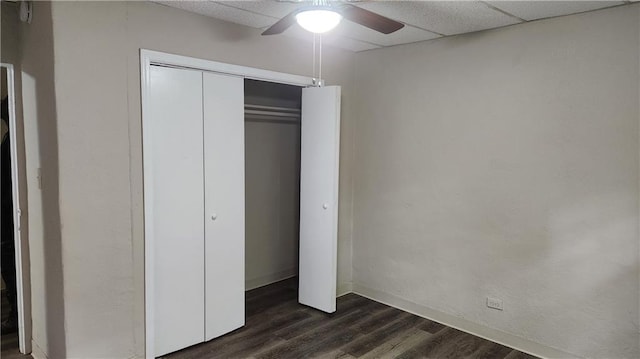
[
  {"x1": 211, "y1": 213, "x2": 218, "y2": 221},
  {"x1": 322, "y1": 203, "x2": 328, "y2": 210}
]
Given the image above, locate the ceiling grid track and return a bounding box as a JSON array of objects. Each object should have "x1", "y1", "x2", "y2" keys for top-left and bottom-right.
[
  {"x1": 212, "y1": 0, "x2": 281, "y2": 21},
  {"x1": 479, "y1": 1, "x2": 527, "y2": 22}
]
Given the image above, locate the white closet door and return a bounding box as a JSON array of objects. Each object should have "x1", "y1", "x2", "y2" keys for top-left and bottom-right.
[
  {"x1": 147, "y1": 66, "x2": 205, "y2": 356},
  {"x1": 299, "y1": 86, "x2": 341, "y2": 313},
  {"x1": 203, "y1": 72, "x2": 246, "y2": 340}
]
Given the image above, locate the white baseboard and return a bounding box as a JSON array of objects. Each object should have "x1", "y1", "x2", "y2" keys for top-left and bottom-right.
[
  {"x1": 245, "y1": 268, "x2": 297, "y2": 291},
  {"x1": 337, "y1": 282, "x2": 353, "y2": 297},
  {"x1": 30, "y1": 340, "x2": 48, "y2": 359},
  {"x1": 352, "y1": 283, "x2": 580, "y2": 359}
]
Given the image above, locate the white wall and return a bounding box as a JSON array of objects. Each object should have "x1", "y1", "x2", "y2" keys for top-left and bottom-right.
[
  {"x1": 42, "y1": 1, "x2": 355, "y2": 357},
  {"x1": 351, "y1": 5, "x2": 639, "y2": 359},
  {"x1": 18, "y1": 1, "x2": 66, "y2": 357},
  {"x1": 245, "y1": 120, "x2": 300, "y2": 290}
]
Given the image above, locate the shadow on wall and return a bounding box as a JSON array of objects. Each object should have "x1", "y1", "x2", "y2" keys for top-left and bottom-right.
[{"x1": 20, "y1": 2, "x2": 66, "y2": 357}]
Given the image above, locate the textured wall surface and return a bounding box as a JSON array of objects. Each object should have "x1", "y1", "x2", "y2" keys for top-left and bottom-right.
[
  {"x1": 46, "y1": 1, "x2": 355, "y2": 357},
  {"x1": 351, "y1": 5, "x2": 639, "y2": 359},
  {"x1": 19, "y1": 2, "x2": 66, "y2": 357}
]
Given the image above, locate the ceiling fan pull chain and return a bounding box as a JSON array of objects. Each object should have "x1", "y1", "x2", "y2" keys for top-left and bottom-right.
[
  {"x1": 312, "y1": 33, "x2": 325, "y2": 87},
  {"x1": 319, "y1": 34, "x2": 323, "y2": 86},
  {"x1": 313, "y1": 33, "x2": 317, "y2": 81}
]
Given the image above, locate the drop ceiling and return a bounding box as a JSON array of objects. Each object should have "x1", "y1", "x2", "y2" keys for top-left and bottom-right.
[{"x1": 154, "y1": 1, "x2": 632, "y2": 52}]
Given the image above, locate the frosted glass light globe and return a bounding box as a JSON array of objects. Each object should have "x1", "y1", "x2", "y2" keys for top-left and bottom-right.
[{"x1": 295, "y1": 9, "x2": 342, "y2": 34}]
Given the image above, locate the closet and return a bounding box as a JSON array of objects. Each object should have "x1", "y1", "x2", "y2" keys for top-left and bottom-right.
[
  {"x1": 244, "y1": 80, "x2": 302, "y2": 291},
  {"x1": 143, "y1": 59, "x2": 340, "y2": 358}
]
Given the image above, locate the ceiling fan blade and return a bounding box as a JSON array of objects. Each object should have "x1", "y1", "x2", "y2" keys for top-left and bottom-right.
[
  {"x1": 340, "y1": 5, "x2": 404, "y2": 34},
  {"x1": 262, "y1": 11, "x2": 298, "y2": 35}
]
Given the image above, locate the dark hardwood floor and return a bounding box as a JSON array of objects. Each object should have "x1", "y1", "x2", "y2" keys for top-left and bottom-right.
[
  {"x1": 164, "y1": 278, "x2": 538, "y2": 359},
  {"x1": 1, "y1": 290, "x2": 30, "y2": 359}
]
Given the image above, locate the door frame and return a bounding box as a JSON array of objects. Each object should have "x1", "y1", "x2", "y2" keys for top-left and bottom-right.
[
  {"x1": 1, "y1": 63, "x2": 31, "y2": 354},
  {"x1": 140, "y1": 49, "x2": 315, "y2": 359}
]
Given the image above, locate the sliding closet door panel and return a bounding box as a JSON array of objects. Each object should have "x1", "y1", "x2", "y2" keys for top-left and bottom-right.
[
  {"x1": 299, "y1": 86, "x2": 341, "y2": 313},
  {"x1": 203, "y1": 72, "x2": 245, "y2": 341},
  {"x1": 147, "y1": 66, "x2": 205, "y2": 356}
]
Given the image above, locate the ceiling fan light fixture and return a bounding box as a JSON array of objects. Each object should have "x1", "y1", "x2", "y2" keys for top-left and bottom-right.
[{"x1": 295, "y1": 8, "x2": 342, "y2": 34}]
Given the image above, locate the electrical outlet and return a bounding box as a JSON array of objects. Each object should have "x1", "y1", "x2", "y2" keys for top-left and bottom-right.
[{"x1": 487, "y1": 297, "x2": 503, "y2": 311}]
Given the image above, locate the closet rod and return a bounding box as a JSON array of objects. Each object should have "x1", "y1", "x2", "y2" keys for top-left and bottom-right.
[
  {"x1": 245, "y1": 115, "x2": 299, "y2": 124},
  {"x1": 245, "y1": 104, "x2": 301, "y2": 114},
  {"x1": 245, "y1": 109, "x2": 300, "y2": 118}
]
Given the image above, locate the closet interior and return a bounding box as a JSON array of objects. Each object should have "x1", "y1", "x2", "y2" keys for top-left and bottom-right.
[{"x1": 244, "y1": 79, "x2": 303, "y2": 291}]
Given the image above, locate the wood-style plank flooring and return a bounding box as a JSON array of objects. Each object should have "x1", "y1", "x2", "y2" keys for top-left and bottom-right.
[
  {"x1": 164, "y1": 278, "x2": 538, "y2": 359},
  {"x1": 1, "y1": 290, "x2": 30, "y2": 359}
]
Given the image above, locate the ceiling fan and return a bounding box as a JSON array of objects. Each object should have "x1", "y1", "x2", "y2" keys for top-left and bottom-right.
[{"x1": 262, "y1": 0, "x2": 404, "y2": 36}]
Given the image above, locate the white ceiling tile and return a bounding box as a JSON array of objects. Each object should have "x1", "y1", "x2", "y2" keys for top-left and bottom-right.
[
  {"x1": 487, "y1": 1, "x2": 625, "y2": 21},
  {"x1": 356, "y1": 1, "x2": 523, "y2": 36},
  {"x1": 334, "y1": 21, "x2": 441, "y2": 47},
  {"x1": 154, "y1": 0, "x2": 276, "y2": 28},
  {"x1": 215, "y1": 1, "x2": 299, "y2": 19},
  {"x1": 325, "y1": 36, "x2": 383, "y2": 52},
  {"x1": 281, "y1": 24, "x2": 381, "y2": 52}
]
